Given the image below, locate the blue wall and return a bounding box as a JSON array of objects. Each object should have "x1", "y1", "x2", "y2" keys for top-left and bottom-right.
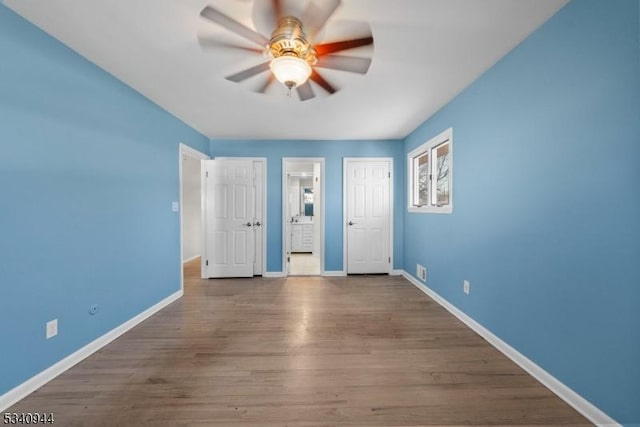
[
  {"x1": 2, "y1": 0, "x2": 638, "y2": 425},
  {"x1": 403, "y1": 0, "x2": 640, "y2": 424},
  {"x1": 209, "y1": 139, "x2": 404, "y2": 273},
  {"x1": 0, "y1": 6, "x2": 209, "y2": 395}
]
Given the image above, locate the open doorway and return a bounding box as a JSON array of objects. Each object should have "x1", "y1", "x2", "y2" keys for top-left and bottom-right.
[
  {"x1": 179, "y1": 144, "x2": 209, "y2": 290},
  {"x1": 283, "y1": 158, "x2": 324, "y2": 276}
]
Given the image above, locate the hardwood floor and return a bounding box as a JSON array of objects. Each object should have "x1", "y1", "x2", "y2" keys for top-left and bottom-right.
[{"x1": 8, "y1": 259, "x2": 590, "y2": 426}]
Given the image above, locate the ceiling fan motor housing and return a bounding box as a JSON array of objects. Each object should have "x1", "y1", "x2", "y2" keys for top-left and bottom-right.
[{"x1": 268, "y1": 17, "x2": 317, "y2": 65}]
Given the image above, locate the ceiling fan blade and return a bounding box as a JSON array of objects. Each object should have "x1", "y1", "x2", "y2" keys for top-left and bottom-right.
[
  {"x1": 316, "y1": 55, "x2": 371, "y2": 74},
  {"x1": 201, "y1": 6, "x2": 268, "y2": 47},
  {"x1": 296, "y1": 81, "x2": 315, "y2": 101},
  {"x1": 257, "y1": 75, "x2": 275, "y2": 94},
  {"x1": 303, "y1": 0, "x2": 341, "y2": 39},
  {"x1": 197, "y1": 36, "x2": 264, "y2": 54},
  {"x1": 225, "y1": 62, "x2": 271, "y2": 83},
  {"x1": 310, "y1": 70, "x2": 337, "y2": 94},
  {"x1": 315, "y1": 36, "x2": 374, "y2": 56}
]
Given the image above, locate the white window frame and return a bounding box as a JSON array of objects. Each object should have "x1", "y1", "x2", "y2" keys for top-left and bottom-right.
[{"x1": 407, "y1": 127, "x2": 453, "y2": 214}]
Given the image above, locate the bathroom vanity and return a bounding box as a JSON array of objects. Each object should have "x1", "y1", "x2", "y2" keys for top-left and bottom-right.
[{"x1": 291, "y1": 218, "x2": 313, "y2": 253}]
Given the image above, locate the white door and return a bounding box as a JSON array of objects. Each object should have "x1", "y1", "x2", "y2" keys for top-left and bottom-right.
[
  {"x1": 202, "y1": 159, "x2": 255, "y2": 278},
  {"x1": 345, "y1": 159, "x2": 391, "y2": 274}
]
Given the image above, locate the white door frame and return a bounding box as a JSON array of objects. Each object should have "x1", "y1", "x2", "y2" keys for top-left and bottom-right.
[
  {"x1": 343, "y1": 157, "x2": 394, "y2": 275},
  {"x1": 282, "y1": 158, "x2": 325, "y2": 276},
  {"x1": 200, "y1": 157, "x2": 267, "y2": 278},
  {"x1": 179, "y1": 143, "x2": 209, "y2": 292}
]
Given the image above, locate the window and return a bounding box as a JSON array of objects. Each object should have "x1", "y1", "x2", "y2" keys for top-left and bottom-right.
[{"x1": 408, "y1": 128, "x2": 453, "y2": 213}]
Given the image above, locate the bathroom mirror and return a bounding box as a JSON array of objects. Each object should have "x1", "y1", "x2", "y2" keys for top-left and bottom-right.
[{"x1": 302, "y1": 187, "x2": 313, "y2": 216}]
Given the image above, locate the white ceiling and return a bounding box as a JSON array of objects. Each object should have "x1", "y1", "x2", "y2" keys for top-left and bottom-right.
[{"x1": 4, "y1": 0, "x2": 568, "y2": 140}]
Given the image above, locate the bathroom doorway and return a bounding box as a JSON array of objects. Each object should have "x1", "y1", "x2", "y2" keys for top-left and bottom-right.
[{"x1": 282, "y1": 158, "x2": 324, "y2": 276}]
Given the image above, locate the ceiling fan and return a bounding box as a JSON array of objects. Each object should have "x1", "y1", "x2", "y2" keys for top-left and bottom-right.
[{"x1": 199, "y1": 0, "x2": 374, "y2": 101}]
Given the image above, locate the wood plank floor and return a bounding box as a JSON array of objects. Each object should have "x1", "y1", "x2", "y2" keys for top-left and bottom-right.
[{"x1": 8, "y1": 259, "x2": 590, "y2": 426}]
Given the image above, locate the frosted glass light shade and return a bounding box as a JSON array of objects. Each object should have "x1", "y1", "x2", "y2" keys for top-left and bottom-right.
[{"x1": 270, "y1": 56, "x2": 312, "y2": 88}]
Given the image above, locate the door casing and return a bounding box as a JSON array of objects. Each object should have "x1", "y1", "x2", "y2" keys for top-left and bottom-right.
[
  {"x1": 282, "y1": 158, "x2": 325, "y2": 276},
  {"x1": 179, "y1": 143, "x2": 209, "y2": 292}
]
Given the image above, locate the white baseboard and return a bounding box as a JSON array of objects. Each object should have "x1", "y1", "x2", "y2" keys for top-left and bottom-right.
[
  {"x1": 262, "y1": 272, "x2": 286, "y2": 278},
  {"x1": 182, "y1": 254, "x2": 200, "y2": 264},
  {"x1": 323, "y1": 271, "x2": 402, "y2": 277},
  {"x1": 401, "y1": 271, "x2": 619, "y2": 427},
  {"x1": 264, "y1": 271, "x2": 347, "y2": 278},
  {"x1": 323, "y1": 270, "x2": 347, "y2": 277},
  {"x1": 0, "y1": 290, "x2": 183, "y2": 412}
]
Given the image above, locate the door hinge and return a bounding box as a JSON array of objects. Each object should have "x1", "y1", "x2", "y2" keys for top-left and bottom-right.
[
  {"x1": 388, "y1": 172, "x2": 391, "y2": 178},
  {"x1": 206, "y1": 171, "x2": 209, "y2": 178},
  {"x1": 388, "y1": 257, "x2": 391, "y2": 263},
  {"x1": 206, "y1": 260, "x2": 209, "y2": 266},
  {"x1": 287, "y1": 256, "x2": 290, "y2": 262}
]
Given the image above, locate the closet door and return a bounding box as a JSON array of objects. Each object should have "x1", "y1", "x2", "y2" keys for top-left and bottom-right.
[{"x1": 345, "y1": 159, "x2": 391, "y2": 274}]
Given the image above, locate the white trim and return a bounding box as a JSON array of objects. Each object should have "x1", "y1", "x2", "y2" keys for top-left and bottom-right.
[
  {"x1": 282, "y1": 158, "x2": 326, "y2": 277},
  {"x1": 390, "y1": 269, "x2": 403, "y2": 276},
  {"x1": 401, "y1": 271, "x2": 620, "y2": 427},
  {"x1": 389, "y1": 160, "x2": 395, "y2": 272},
  {"x1": 260, "y1": 159, "x2": 267, "y2": 277},
  {"x1": 182, "y1": 254, "x2": 200, "y2": 264},
  {"x1": 407, "y1": 127, "x2": 453, "y2": 214},
  {"x1": 200, "y1": 157, "x2": 208, "y2": 279},
  {"x1": 178, "y1": 143, "x2": 209, "y2": 289},
  {"x1": 263, "y1": 271, "x2": 286, "y2": 278},
  {"x1": 282, "y1": 159, "x2": 287, "y2": 275},
  {"x1": 0, "y1": 290, "x2": 183, "y2": 412},
  {"x1": 343, "y1": 158, "x2": 394, "y2": 275},
  {"x1": 180, "y1": 143, "x2": 209, "y2": 160},
  {"x1": 323, "y1": 270, "x2": 347, "y2": 277},
  {"x1": 201, "y1": 157, "x2": 267, "y2": 278}
]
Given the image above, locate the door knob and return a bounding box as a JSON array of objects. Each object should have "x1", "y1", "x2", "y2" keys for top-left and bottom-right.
[
  {"x1": 348, "y1": 221, "x2": 356, "y2": 226},
  {"x1": 244, "y1": 222, "x2": 253, "y2": 227},
  {"x1": 253, "y1": 221, "x2": 262, "y2": 227}
]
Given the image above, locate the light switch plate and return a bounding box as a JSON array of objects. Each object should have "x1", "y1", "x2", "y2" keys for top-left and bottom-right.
[{"x1": 172, "y1": 201, "x2": 179, "y2": 212}]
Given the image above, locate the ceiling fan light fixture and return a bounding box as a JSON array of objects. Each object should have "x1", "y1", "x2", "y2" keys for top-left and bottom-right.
[{"x1": 270, "y1": 55, "x2": 312, "y2": 89}]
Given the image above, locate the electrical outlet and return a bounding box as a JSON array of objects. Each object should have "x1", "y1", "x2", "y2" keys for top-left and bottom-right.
[
  {"x1": 417, "y1": 264, "x2": 427, "y2": 281},
  {"x1": 46, "y1": 319, "x2": 58, "y2": 339},
  {"x1": 463, "y1": 280, "x2": 470, "y2": 294}
]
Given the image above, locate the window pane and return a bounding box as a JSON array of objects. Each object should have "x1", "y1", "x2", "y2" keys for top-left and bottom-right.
[
  {"x1": 415, "y1": 152, "x2": 429, "y2": 206},
  {"x1": 433, "y1": 142, "x2": 450, "y2": 206}
]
